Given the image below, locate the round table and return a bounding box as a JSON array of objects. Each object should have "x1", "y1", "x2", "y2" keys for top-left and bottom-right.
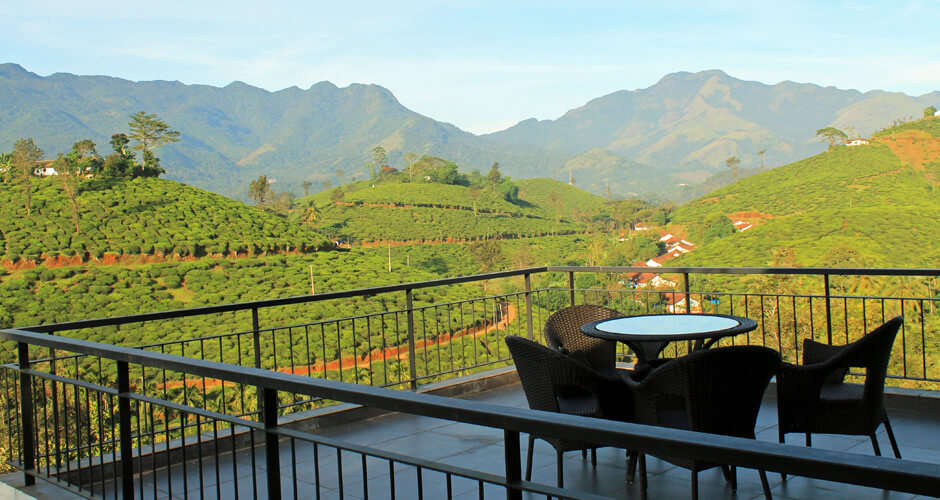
[{"x1": 580, "y1": 313, "x2": 757, "y2": 366}]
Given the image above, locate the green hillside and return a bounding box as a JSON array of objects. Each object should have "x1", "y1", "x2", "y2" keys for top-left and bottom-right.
[
  {"x1": 0, "y1": 177, "x2": 331, "y2": 263},
  {"x1": 297, "y1": 177, "x2": 601, "y2": 244},
  {"x1": 671, "y1": 118, "x2": 940, "y2": 267},
  {"x1": 515, "y1": 178, "x2": 610, "y2": 217}
]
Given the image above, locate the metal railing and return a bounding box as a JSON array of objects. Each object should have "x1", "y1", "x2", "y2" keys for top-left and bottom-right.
[{"x1": 2, "y1": 266, "x2": 940, "y2": 498}]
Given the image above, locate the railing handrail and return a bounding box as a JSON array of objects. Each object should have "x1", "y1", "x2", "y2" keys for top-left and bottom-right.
[
  {"x1": 548, "y1": 265, "x2": 940, "y2": 276},
  {"x1": 1, "y1": 326, "x2": 939, "y2": 496},
  {"x1": 17, "y1": 266, "x2": 940, "y2": 334}
]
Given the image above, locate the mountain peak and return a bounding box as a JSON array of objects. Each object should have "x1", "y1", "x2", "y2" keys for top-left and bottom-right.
[{"x1": 0, "y1": 63, "x2": 38, "y2": 79}]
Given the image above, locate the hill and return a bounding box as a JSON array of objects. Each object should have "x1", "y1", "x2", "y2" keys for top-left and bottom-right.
[
  {"x1": 670, "y1": 117, "x2": 940, "y2": 267},
  {"x1": 2, "y1": 63, "x2": 936, "y2": 202},
  {"x1": 296, "y1": 177, "x2": 605, "y2": 244},
  {"x1": 0, "y1": 177, "x2": 332, "y2": 265}
]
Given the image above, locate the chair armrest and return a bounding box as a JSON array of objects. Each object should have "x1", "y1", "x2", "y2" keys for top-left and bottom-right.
[
  {"x1": 776, "y1": 361, "x2": 828, "y2": 429},
  {"x1": 550, "y1": 354, "x2": 633, "y2": 421},
  {"x1": 803, "y1": 339, "x2": 850, "y2": 384}
]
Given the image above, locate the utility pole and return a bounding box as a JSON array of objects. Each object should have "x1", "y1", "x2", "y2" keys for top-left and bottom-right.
[{"x1": 387, "y1": 241, "x2": 392, "y2": 272}]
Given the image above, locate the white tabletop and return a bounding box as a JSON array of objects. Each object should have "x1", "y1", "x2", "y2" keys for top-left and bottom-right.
[{"x1": 595, "y1": 314, "x2": 741, "y2": 337}]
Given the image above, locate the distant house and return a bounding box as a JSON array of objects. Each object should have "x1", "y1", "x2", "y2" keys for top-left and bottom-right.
[
  {"x1": 633, "y1": 223, "x2": 650, "y2": 231},
  {"x1": 633, "y1": 274, "x2": 678, "y2": 289},
  {"x1": 845, "y1": 138, "x2": 870, "y2": 147},
  {"x1": 733, "y1": 220, "x2": 753, "y2": 232},
  {"x1": 666, "y1": 294, "x2": 701, "y2": 314},
  {"x1": 34, "y1": 166, "x2": 58, "y2": 177}
]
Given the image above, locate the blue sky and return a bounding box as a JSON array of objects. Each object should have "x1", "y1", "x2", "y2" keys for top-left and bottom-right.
[{"x1": 3, "y1": 1, "x2": 938, "y2": 134}]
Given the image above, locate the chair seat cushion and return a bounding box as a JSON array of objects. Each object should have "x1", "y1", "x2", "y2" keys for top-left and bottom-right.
[
  {"x1": 819, "y1": 382, "x2": 863, "y2": 402},
  {"x1": 557, "y1": 394, "x2": 602, "y2": 417}
]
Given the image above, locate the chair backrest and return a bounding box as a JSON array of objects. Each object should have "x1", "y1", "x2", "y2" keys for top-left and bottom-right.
[
  {"x1": 805, "y1": 316, "x2": 902, "y2": 412},
  {"x1": 544, "y1": 305, "x2": 621, "y2": 370},
  {"x1": 630, "y1": 346, "x2": 780, "y2": 439},
  {"x1": 506, "y1": 335, "x2": 564, "y2": 412}
]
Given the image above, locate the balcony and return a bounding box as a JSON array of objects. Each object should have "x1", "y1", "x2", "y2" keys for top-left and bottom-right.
[{"x1": 1, "y1": 266, "x2": 939, "y2": 499}]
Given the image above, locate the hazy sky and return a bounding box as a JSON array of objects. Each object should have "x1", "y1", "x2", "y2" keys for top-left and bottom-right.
[{"x1": 3, "y1": 1, "x2": 938, "y2": 134}]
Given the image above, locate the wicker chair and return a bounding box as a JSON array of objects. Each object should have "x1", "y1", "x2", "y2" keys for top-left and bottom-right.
[
  {"x1": 626, "y1": 345, "x2": 780, "y2": 500},
  {"x1": 776, "y1": 316, "x2": 903, "y2": 462},
  {"x1": 544, "y1": 304, "x2": 623, "y2": 375},
  {"x1": 505, "y1": 335, "x2": 633, "y2": 488}
]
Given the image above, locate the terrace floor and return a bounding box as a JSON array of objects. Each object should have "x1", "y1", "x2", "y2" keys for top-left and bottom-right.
[{"x1": 4, "y1": 380, "x2": 940, "y2": 500}]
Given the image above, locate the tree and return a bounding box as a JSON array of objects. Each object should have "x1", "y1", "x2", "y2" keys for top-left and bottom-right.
[
  {"x1": 816, "y1": 127, "x2": 848, "y2": 149},
  {"x1": 11, "y1": 138, "x2": 43, "y2": 216},
  {"x1": 370, "y1": 146, "x2": 387, "y2": 178},
  {"x1": 301, "y1": 206, "x2": 320, "y2": 225},
  {"x1": 925, "y1": 106, "x2": 938, "y2": 119},
  {"x1": 404, "y1": 152, "x2": 419, "y2": 182},
  {"x1": 0, "y1": 152, "x2": 12, "y2": 183},
  {"x1": 55, "y1": 139, "x2": 101, "y2": 233},
  {"x1": 757, "y1": 149, "x2": 767, "y2": 170},
  {"x1": 487, "y1": 162, "x2": 501, "y2": 188},
  {"x1": 725, "y1": 155, "x2": 741, "y2": 182},
  {"x1": 249, "y1": 175, "x2": 272, "y2": 208},
  {"x1": 302, "y1": 181, "x2": 312, "y2": 197},
  {"x1": 128, "y1": 111, "x2": 179, "y2": 177},
  {"x1": 467, "y1": 240, "x2": 503, "y2": 292},
  {"x1": 273, "y1": 192, "x2": 295, "y2": 214}
]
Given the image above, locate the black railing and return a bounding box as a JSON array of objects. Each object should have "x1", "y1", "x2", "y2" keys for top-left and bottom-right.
[{"x1": 2, "y1": 266, "x2": 940, "y2": 498}]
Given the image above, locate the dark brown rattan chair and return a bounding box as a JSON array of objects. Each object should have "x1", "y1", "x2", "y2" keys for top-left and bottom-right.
[
  {"x1": 505, "y1": 335, "x2": 633, "y2": 488},
  {"x1": 544, "y1": 304, "x2": 623, "y2": 375},
  {"x1": 776, "y1": 316, "x2": 903, "y2": 464},
  {"x1": 627, "y1": 345, "x2": 780, "y2": 500}
]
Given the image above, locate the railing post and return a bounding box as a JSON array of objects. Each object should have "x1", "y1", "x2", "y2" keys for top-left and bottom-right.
[
  {"x1": 48, "y1": 334, "x2": 62, "y2": 472},
  {"x1": 263, "y1": 387, "x2": 282, "y2": 500},
  {"x1": 117, "y1": 361, "x2": 135, "y2": 499},
  {"x1": 17, "y1": 342, "x2": 35, "y2": 487},
  {"x1": 252, "y1": 307, "x2": 265, "y2": 415},
  {"x1": 406, "y1": 289, "x2": 418, "y2": 390},
  {"x1": 504, "y1": 430, "x2": 522, "y2": 500},
  {"x1": 683, "y1": 272, "x2": 691, "y2": 315},
  {"x1": 252, "y1": 307, "x2": 262, "y2": 370},
  {"x1": 824, "y1": 273, "x2": 833, "y2": 344},
  {"x1": 524, "y1": 273, "x2": 534, "y2": 339},
  {"x1": 568, "y1": 271, "x2": 576, "y2": 307}
]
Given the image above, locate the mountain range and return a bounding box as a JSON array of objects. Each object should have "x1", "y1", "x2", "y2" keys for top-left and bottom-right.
[{"x1": 1, "y1": 63, "x2": 937, "y2": 201}]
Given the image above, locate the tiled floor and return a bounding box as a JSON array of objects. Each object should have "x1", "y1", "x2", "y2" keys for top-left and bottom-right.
[{"x1": 4, "y1": 382, "x2": 939, "y2": 499}]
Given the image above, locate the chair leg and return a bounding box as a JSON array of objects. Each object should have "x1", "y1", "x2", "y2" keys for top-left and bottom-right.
[
  {"x1": 556, "y1": 449, "x2": 564, "y2": 488},
  {"x1": 869, "y1": 431, "x2": 882, "y2": 456},
  {"x1": 805, "y1": 432, "x2": 812, "y2": 447},
  {"x1": 721, "y1": 465, "x2": 737, "y2": 490},
  {"x1": 626, "y1": 451, "x2": 638, "y2": 484},
  {"x1": 691, "y1": 470, "x2": 699, "y2": 500},
  {"x1": 883, "y1": 417, "x2": 902, "y2": 459},
  {"x1": 759, "y1": 469, "x2": 772, "y2": 500},
  {"x1": 525, "y1": 434, "x2": 535, "y2": 481},
  {"x1": 639, "y1": 454, "x2": 648, "y2": 500},
  {"x1": 778, "y1": 431, "x2": 787, "y2": 481},
  {"x1": 581, "y1": 448, "x2": 587, "y2": 459},
  {"x1": 591, "y1": 447, "x2": 597, "y2": 467}
]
